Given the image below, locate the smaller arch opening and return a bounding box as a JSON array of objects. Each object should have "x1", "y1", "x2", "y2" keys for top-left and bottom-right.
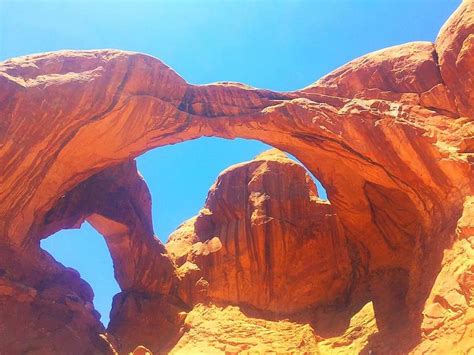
[
  {"x1": 40, "y1": 221, "x2": 120, "y2": 326},
  {"x1": 287, "y1": 153, "x2": 328, "y2": 200}
]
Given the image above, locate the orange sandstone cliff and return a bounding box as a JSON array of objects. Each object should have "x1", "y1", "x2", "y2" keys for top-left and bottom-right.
[{"x1": 0, "y1": 1, "x2": 473, "y2": 353}]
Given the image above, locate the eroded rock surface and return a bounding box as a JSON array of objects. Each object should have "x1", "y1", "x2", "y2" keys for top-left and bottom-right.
[
  {"x1": 0, "y1": 247, "x2": 111, "y2": 354},
  {"x1": 170, "y1": 303, "x2": 320, "y2": 354},
  {"x1": 167, "y1": 149, "x2": 354, "y2": 316},
  {"x1": 39, "y1": 160, "x2": 176, "y2": 294},
  {"x1": 170, "y1": 302, "x2": 378, "y2": 355},
  {"x1": 0, "y1": 1, "x2": 473, "y2": 353}
]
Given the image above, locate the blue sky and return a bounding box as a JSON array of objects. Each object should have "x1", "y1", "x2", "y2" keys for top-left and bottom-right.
[{"x1": 1, "y1": 0, "x2": 459, "y2": 326}]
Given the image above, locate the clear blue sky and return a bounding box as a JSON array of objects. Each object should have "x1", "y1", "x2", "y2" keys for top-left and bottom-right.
[{"x1": 1, "y1": 0, "x2": 459, "y2": 326}]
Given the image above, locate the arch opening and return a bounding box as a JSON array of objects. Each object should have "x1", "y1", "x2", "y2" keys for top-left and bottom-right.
[
  {"x1": 40, "y1": 221, "x2": 120, "y2": 326},
  {"x1": 136, "y1": 136, "x2": 328, "y2": 242}
]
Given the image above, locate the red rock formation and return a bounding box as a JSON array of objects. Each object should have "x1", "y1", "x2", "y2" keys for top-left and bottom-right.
[
  {"x1": 0, "y1": 1, "x2": 472, "y2": 353},
  {"x1": 169, "y1": 302, "x2": 378, "y2": 354},
  {"x1": 170, "y1": 303, "x2": 321, "y2": 354},
  {"x1": 107, "y1": 291, "x2": 186, "y2": 353},
  {"x1": 167, "y1": 149, "x2": 354, "y2": 316},
  {"x1": 34, "y1": 160, "x2": 185, "y2": 353},
  {"x1": 0, "y1": 246, "x2": 112, "y2": 353},
  {"x1": 39, "y1": 160, "x2": 176, "y2": 294}
]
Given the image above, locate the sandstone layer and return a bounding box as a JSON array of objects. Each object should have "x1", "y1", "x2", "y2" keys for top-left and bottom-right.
[{"x1": 0, "y1": 1, "x2": 473, "y2": 354}]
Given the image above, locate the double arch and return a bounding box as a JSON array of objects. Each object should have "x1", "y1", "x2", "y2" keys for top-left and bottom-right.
[{"x1": 0, "y1": 3, "x2": 472, "y2": 351}]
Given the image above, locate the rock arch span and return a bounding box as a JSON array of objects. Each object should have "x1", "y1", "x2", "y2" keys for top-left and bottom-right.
[{"x1": 0, "y1": 1, "x2": 472, "y2": 353}]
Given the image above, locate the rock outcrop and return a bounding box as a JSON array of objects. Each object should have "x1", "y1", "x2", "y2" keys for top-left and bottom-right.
[
  {"x1": 0, "y1": 246, "x2": 112, "y2": 353},
  {"x1": 34, "y1": 160, "x2": 186, "y2": 353},
  {"x1": 170, "y1": 303, "x2": 321, "y2": 354},
  {"x1": 0, "y1": 1, "x2": 473, "y2": 353},
  {"x1": 39, "y1": 160, "x2": 176, "y2": 294},
  {"x1": 167, "y1": 149, "x2": 354, "y2": 316},
  {"x1": 170, "y1": 302, "x2": 378, "y2": 354}
]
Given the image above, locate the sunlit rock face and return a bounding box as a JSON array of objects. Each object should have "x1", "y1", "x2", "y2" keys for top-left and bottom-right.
[
  {"x1": 167, "y1": 149, "x2": 354, "y2": 315},
  {"x1": 0, "y1": 1, "x2": 473, "y2": 353}
]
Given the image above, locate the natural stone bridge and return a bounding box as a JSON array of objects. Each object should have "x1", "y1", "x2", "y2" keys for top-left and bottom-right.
[{"x1": 0, "y1": 1, "x2": 472, "y2": 353}]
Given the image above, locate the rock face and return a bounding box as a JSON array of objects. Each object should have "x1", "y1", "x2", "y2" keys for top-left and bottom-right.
[
  {"x1": 167, "y1": 149, "x2": 354, "y2": 316},
  {"x1": 34, "y1": 160, "x2": 185, "y2": 353},
  {"x1": 0, "y1": 1, "x2": 473, "y2": 353},
  {"x1": 39, "y1": 160, "x2": 176, "y2": 294},
  {"x1": 170, "y1": 302, "x2": 378, "y2": 354},
  {"x1": 170, "y1": 303, "x2": 321, "y2": 354},
  {"x1": 0, "y1": 246, "x2": 112, "y2": 354}
]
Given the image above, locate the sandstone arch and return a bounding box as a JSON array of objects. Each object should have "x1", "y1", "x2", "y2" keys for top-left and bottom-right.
[{"x1": 0, "y1": 1, "x2": 473, "y2": 353}]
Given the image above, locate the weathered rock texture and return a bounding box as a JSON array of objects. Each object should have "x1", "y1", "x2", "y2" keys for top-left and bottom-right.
[
  {"x1": 170, "y1": 302, "x2": 378, "y2": 354},
  {"x1": 170, "y1": 303, "x2": 321, "y2": 354},
  {"x1": 0, "y1": 1, "x2": 473, "y2": 353},
  {"x1": 0, "y1": 246, "x2": 112, "y2": 354},
  {"x1": 167, "y1": 149, "x2": 354, "y2": 316}
]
